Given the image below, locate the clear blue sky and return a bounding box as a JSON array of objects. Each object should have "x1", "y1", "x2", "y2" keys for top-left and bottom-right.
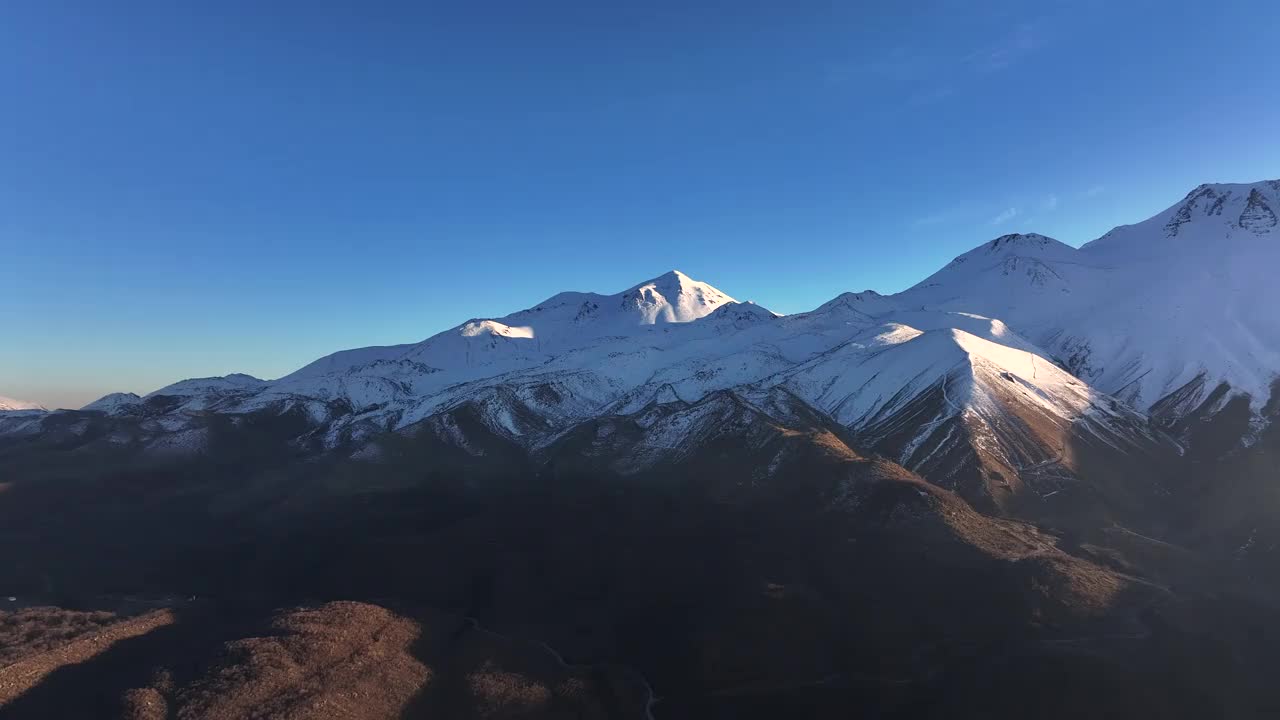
[{"x1": 3, "y1": 1, "x2": 1278, "y2": 409}]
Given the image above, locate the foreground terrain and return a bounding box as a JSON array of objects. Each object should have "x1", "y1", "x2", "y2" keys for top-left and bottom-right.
[{"x1": 3, "y1": 400, "x2": 1279, "y2": 718}]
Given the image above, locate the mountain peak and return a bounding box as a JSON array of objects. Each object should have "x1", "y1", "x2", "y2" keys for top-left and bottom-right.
[
  {"x1": 706, "y1": 300, "x2": 779, "y2": 324},
  {"x1": 149, "y1": 373, "x2": 267, "y2": 398},
  {"x1": 82, "y1": 392, "x2": 143, "y2": 414},
  {"x1": 621, "y1": 270, "x2": 736, "y2": 324},
  {"x1": 1156, "y1": 179, "x2": 1278, "y2": 237},
  {"x1": 1183, "y1": 179, "x2": 1280, "y2": 198},
  {"x1": 1086, "y1": 179, "x2": 1279, "y2": 251},
  {"x1": 626, "y1": 269, "x2": 703, "y2": 294},
  {"x1": 813, "y1": 290, "x2": 898, "y2": 318},
  {"x1": 982, "y1": 233, "x2": 1071, "y2": 254}
]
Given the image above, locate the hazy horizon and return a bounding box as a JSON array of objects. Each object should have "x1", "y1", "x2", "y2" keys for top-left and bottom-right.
[{"x1": 5, "y1": 0, "x2": 1279, "y2": 409}]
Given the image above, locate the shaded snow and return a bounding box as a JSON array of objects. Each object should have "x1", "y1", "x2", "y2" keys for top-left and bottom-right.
[
  {"x1": 149, "y1": 373, "x2": 266, "y2": 398},
  {"x1": 81, "y1": 392, "x2": 143, "y2": 414}
]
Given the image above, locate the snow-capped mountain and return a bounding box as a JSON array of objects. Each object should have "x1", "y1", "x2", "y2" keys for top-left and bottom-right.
[
  {"x1": 14, "y1": 179, "x2": 1280, "y2": 515},
  {"x1": 80, "y1": 392, "x2": 143, "y2": 414},
  {"x1": 55, "y1": 284, "x2": 1169, "y2": 518},
  {"x1": 149, "y1": 373, "x2": 267, "y2": 399},
  {"x1": 0, "y1": 395, "x2": 46, "y2": 412},
  {"x1": 282, "y1": 270, "x2": 736, "y2": 382},
  {"x1": 897, "y1": 181, "x2": 1280, "y2": 421}
]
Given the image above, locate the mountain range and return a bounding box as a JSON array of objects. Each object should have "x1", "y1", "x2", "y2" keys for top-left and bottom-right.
[
  {"x1": 3, "y1": 179, "x2": 1280, "y2": 718},
  {"x1": 8, "y1": 181, "x2": 1277, "y2": 510}
]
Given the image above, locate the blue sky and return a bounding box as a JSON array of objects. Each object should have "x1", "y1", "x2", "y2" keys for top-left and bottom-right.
[{"x1": 3, "y1": 0, "x2": 1278, "y2": 408}]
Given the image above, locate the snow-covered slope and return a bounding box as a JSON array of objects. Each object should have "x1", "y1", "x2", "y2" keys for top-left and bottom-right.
[
  {"x1": 778, "y1": 318, "x2": 1172, "y2": 509},
  {"x1": 81, "y1": 392, "x2": 144, "y2": 415},
  {"x1": 900, "y1": 234, "x2": 1092, "y2": 321},
  {"x1": 897, "y1": 181, "x2": 1280, "y2": 420},
  {"x1": 283, "y1": 270, "x2": 736, "y2": 384},
  {"x1": 0, "y1": 396, "x2": 46, "y2": 412},
  {"x1": 149, "y1": 373, "x2": 266, "y2": 399}
]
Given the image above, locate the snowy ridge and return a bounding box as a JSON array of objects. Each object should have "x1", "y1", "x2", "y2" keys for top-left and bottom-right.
[
  {"x1": 0, "y1": 395, "x2": 46, "y2": 412},
  {"x1": 149, "y1": 373, "x2": 267, "y2": 399},
  {"x1": 779, "y1": 323, "x2": 1130, "y2": 468},
  {"x1": 811, "y1": 290, "x2": 898, "y2": 319},
  {"x1": 282, "y1": 270, "x2": 737, "y2": 385},
  {"x1": 54, "y1": 271, "x2": 1168, "y2": 484},
  {"x1": 898, "y1": 180, "x2": 1280, "y2": 415},
  {"x1": 27, "y1": 179, "x2": 1280, "y2": 477},
  {"x1": 81, "y1": 392, "x2": 143, "y2": 415}
]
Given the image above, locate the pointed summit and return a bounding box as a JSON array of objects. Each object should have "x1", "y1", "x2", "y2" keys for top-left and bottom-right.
[
  {"x1": 621, "y1": 270, "x2": 736, "y2": 324},
  {"x1": 654, "y1": 269, "x2": 692, "y2": 283}
]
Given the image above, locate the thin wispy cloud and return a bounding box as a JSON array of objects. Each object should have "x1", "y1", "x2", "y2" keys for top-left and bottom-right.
[
  {"x1": 965, "y1": 22, "x2": 1046, "y2": 73},
  {"x1": 824, "y1": 16, "x2": 1052, "y2": 120},
  {"x1": 991, "y1": 207, "x2": 1019, "y2": 225},
  {"x1": 1042, "y1": 194, "x2": 1059, "y2": 211},
  {"x1": 911, "y1": 210, "x2": 961, "y2": 228},
  {"x1": 851, "y1": 18, "x2": 1049, "y2": 109},
  {"x1": 824, "y1": 46, "x2": 934, "y2": 87},
  {"x1": 908, "y1": 86, "x2": 957, "y2": 107},
  {"x1": 859, "y1": 46, "x2": 936, "y2": 80},
  {"x1": 1084, "y1": 185, "x2": 1106, "y2": 197}
]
